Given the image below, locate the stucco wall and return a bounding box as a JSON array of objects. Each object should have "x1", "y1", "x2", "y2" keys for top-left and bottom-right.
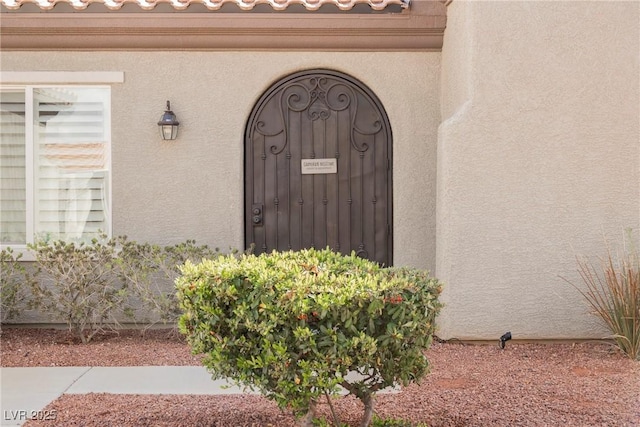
[
  {"x1": 437, "y1": 0, "x2": 640, "y2": 340},
  {"x1": 1, "y1": 52, "x2": 440, "y2": 273}
]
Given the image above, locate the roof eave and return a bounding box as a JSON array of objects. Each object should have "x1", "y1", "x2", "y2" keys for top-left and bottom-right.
[{"x1": 0, "y1": 1, "x2": 446, "y2": 51}]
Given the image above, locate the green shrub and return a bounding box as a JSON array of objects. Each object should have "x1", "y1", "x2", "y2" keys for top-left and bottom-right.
[
  {"x1": 16, "y1": 235, "x2": 224, "y2": 340},
  {"x1": 370, "y1": 416, "x2": 428, "y2": 427},
  {"x1": 0, "y1": 247, "x2": 32, "y2": 324},
  {"x1": 115, "y1": 237, "x2": 221, "y2": 329},
  {"x1": 28, "y1": 238, "x2": 132, "y2": 343},
  {"x1": 177, "y1": 248, "x2": 442, "y2": 427},
  {"x1": 567, "y1": 232, "x2": 640, "y2": 360},
  {"x1": 311, "y1": 416, "x2": 427, "y2": 427}
]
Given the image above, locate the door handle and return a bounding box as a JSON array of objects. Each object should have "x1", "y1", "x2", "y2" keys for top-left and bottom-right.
[{"x1": 252, "y1": 204, "x2": 263, "y2": 226}]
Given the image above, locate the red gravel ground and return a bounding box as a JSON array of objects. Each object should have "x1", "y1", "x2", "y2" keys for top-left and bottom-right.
[{"x1": 1, "y1": 328, "x2": 639, "y2": 426}]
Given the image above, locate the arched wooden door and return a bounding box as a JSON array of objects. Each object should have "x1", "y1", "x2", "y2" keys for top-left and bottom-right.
[{"x1": 245, "y1": 69, "x2": 393, "y2": 265}]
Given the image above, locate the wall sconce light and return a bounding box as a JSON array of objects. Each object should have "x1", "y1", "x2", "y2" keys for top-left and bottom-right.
[{"x1": 158, "y1": 100, "x2": 180, "y2": 140}]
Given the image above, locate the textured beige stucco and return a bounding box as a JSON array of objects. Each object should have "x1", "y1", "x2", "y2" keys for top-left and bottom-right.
[
  {"x1": 437, "y1": 0, "x2": 640, "y2": 340},
  {"x1": 1, "y1": 51, "x2": 440, "y2": 273},
  {"x1": 5, "y1": 2, "x2": 639, "y2": 340}
]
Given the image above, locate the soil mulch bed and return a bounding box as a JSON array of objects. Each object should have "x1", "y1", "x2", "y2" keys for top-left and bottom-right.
[
  {"x1": 1, "y1": 327, "x2": 202, "y2": 367},
  {"x1": 1, "y1": 328, "x2": 639, "y2": 426}
]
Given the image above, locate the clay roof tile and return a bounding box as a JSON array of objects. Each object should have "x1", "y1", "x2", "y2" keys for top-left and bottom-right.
[{"x1": 1, "y1": 0, "x2": 409, "y2": 11}]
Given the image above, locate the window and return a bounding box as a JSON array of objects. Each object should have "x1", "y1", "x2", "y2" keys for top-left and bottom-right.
[{"x1": 0, "y1": 86, "x2": 111, "y2": 246}]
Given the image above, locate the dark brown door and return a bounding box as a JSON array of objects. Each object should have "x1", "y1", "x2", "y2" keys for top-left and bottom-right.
[{"x1": 245, "y1": 69, "x2": 393, "y2": 265}]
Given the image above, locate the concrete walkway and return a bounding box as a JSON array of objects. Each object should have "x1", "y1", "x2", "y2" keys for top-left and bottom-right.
[{"x1": 0, "y1": 366, "x2": 250, "y2": 426}]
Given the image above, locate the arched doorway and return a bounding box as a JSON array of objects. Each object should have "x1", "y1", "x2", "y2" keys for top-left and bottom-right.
[{"x1": 245, "y1": 69, "x2": 393, "y2": 265}]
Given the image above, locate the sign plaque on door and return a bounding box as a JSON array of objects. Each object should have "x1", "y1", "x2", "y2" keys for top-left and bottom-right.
[{"x1": 301, "y1": 158, "x2": 338, "y2": 175}]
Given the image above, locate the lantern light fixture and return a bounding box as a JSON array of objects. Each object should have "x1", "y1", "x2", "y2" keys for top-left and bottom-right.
[{"x1": 158, "y1": 100, "x2": 180, "y2": 140}]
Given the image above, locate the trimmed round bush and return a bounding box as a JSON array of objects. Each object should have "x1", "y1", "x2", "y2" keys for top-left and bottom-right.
[{"x1": 176, "y1": 248, "x2": 442, "y2": 427}]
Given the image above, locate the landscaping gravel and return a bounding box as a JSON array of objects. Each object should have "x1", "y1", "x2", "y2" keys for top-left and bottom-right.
[{"x1": 2, "y1": 328, "x2": 638, "y2": 426}]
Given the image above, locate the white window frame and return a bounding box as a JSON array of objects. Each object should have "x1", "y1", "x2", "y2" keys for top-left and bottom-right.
[{"x1": 0, "y1": 71, "x2": 123, "y2": 259}]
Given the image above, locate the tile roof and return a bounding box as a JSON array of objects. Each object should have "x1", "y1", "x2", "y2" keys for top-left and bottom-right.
[{"x1": 0, "y1": 0, "x2": 408, "y2": 11}]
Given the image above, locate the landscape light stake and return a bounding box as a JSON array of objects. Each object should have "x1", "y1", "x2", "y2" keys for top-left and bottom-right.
[{"x1": 499, "y1": 332, "x2": 512, "y2": 349}]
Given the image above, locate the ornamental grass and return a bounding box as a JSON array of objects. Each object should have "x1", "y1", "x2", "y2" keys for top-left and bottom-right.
[{"x1": 571, "y1": 235, "x2": 640, "y2": 360}]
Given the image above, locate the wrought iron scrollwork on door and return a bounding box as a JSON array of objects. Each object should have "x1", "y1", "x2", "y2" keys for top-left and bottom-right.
[{"x1": 245, "y1": 69, "x2": 393, "y2": 265}]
